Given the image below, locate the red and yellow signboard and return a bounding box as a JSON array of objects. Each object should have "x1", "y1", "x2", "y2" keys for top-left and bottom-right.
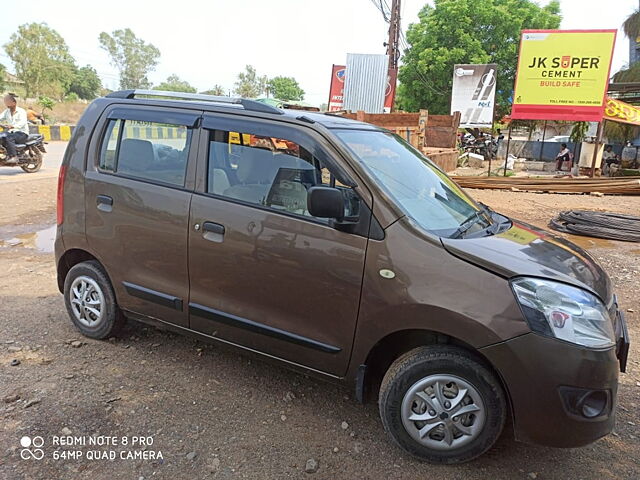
[
  {"x1": 604, "y1": 97, "x2": 640, "y2": 126},
  {"x1": 511, "y1": 30, "x2": 617, "y2": 121},
  {"x1": 328, "y1": 65, "x2": 346, "y2": 112}
]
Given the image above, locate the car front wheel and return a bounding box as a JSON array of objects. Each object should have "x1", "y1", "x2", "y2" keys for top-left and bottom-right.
[{"x1": 378, "y1": 345, "x2": 506, "y2": 464}]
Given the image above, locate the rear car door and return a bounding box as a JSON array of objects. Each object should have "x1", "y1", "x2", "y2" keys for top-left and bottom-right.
[
  {"x1": 188, "y1": 114, "x2": 372, "y2": 376},
  {"x1": 85, "y1": 105, "x2": 200, "y2": 327}
]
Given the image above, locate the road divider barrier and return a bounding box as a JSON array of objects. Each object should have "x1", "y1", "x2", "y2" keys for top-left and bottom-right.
[{"x1": 28, "y1": 125, "x2": 187, "y2": 141}]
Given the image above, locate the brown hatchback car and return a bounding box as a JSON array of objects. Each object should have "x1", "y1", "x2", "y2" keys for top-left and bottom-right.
[{"x1": 55, "y1": 90, "x2": 629, "y2": 463}]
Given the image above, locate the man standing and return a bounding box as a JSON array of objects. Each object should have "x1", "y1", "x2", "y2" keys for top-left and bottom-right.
[
  {"x1": 0, "y1": 93, "x2": 30, "y2": 164},
  {"x1": 555, "y1": 143, "x2": 571, "y2": 172}
]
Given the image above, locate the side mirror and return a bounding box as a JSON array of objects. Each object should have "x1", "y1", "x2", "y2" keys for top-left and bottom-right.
[{"x1": 307, "y1": 186, "x2": 344, "y2": 220}]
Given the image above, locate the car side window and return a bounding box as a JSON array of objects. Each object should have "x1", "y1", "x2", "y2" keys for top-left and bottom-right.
[
  {"x1": 99, "y1": 119, "x2": 192, "y2": 187},
  {"x1": 206, "y1": 129, "x2": 359, "y2": 220}
]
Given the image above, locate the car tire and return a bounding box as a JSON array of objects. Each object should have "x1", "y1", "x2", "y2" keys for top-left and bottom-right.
[
  {"x1": 379, "y1": 345, "x2": 506, "y2": 464},
  {"x1": 63, "y1": 260, "x2": 125, "y2": 339}
]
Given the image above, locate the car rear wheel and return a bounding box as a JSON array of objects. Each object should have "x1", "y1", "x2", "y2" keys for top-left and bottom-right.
[
  {"x1": 378, "y1": 345, "x2": 506, "y2": 464},
  {"x1": 63, "y1": 261, "x2": 124, "y2": 339}
]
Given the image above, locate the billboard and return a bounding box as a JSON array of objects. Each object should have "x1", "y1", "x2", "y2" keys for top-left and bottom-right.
[
  {"x1": 343, "y1": 53, "x2": 389, "y2": 114},
  {"x1": 604, "y1": 97, "x2": 640, "y2": 126},
  {"x1": 511, "y1": 29, "x2": 616, "y2": 121},
  {"x1": 450, "y1": 64, "x2": 497, "y2": 127},
  {"x1": 327, "y1": 65, "x2": 346, "y2": 111},
  {"x1": 328, "y1": 60, "x2": 397, "y2": 113}
]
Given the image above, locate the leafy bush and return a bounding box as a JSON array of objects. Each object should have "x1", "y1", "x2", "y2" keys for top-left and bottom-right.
[{"x1": 64, "y1": 92, "x2": 79, "y2": 102}]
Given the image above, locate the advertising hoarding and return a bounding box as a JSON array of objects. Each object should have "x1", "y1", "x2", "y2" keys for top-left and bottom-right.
[
  {"x1": 343, "y1": 53, "x2": 389, "y2": 114},
  {"x1": 327, "y1": 65, "x2": 346, "y2": 111},
  {"x1": 511, "y1": 29, "x2": 616, "y2": 121},
  {"x1": 604, "y1": 97, "x2": 640, "y2": 126},
  {"x1": 328, "y1": 61, "x2": 397, "y2": 113},
  {"x1": 450, "y1": 64, "x2": 497, "y2": 127}
]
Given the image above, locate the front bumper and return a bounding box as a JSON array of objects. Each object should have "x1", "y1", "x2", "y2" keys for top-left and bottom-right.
[{"x1": 481, "y1": 328, "x2": 624, "y2": 448}]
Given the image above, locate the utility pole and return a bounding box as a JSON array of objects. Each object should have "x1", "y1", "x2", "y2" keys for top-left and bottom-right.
[
  {"x1": 384, "y1": 0, "x2": 401, "y2": 111},
  {"x1": 386, "y1": 0, "x2": 401, "y2": 70}
]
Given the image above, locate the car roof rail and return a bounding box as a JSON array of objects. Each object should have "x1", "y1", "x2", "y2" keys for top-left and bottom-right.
[{"x1": 105, "y1": 89, "x2": 284, "y2": 115}]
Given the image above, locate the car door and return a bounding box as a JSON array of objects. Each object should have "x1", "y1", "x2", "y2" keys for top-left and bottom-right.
[
  {"x1": 84, "y1": 105, "x2": 201, "y2": 328},
  {"x1": 187, "y1": 114, "x2": 372, "y2": 376}
]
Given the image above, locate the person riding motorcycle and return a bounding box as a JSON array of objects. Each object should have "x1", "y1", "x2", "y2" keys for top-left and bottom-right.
[{"x1": 0, "y1": 93, "x2": 30, "y2": 165}]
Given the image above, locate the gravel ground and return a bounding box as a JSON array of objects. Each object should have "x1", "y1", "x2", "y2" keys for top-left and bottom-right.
[{"x1": 1, "y1": 162, "x2": 639, "y2": 479}]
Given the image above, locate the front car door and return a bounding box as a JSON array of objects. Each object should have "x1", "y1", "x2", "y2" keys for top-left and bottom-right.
[
  {"x1": 85, "y1": 105, "x2": 200, "y2": 327},
  {"x1": 188, "y1": 114, "x2": 372, "y2": 376}
]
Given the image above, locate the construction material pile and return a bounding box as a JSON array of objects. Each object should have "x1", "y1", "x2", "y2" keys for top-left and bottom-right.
[
  {"x1": 451, "y1": 176, "x2": 640, "y2": 195},
  {"x1": 550, "y1": 210, "x2": 640, "y2": 242}
]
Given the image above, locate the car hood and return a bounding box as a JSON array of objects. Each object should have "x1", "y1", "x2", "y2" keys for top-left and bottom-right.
[{"x1": 441, "y1": 220, "x2": 612, "y2": 303}]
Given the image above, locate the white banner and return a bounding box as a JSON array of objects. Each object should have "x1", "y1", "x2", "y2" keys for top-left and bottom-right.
[{"x1": 451, "y1": 64, "x2": 497, "y2": 128}]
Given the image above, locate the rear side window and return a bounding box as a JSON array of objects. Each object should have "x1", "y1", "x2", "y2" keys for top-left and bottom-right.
[{"x1": 99, "y1": 119, "x2": 192, "y2": 187}]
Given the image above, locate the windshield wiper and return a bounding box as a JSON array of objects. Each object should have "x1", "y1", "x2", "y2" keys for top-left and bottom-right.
[{"x1": 451, "y1": 206, "x2": 492, "y2": 239}]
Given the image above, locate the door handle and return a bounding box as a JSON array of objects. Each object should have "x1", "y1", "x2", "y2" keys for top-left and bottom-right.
[
  {"x1": 203, "y1": 222, "x2": 225, "y2": 235},
  {"x1": 96, "y1": 195, "x2": 113, "y2": 212},
  {"x1": 202, "y1": 221, "x2": 225, "y2": 242}
]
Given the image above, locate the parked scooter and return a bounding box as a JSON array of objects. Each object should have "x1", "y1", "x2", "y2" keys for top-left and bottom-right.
[{"x1": 0, "y1": 128, "x2": 47, "y2": 173}]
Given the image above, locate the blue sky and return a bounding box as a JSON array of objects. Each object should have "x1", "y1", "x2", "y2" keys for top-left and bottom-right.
[{"x1": 1, "y1": 0, "x2": 637, "y2": 106}]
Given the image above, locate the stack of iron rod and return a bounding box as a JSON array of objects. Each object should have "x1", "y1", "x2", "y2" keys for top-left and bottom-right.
[{"x1": 451, "y1": 176, "x2": 640, "y2": 195}]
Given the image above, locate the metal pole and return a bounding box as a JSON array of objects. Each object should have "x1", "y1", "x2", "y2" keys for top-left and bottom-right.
[
  {"x1": 539, "y1": 120, "x2": 548, "y2": 162},
  {"x1": 504, "y1": 124, "x2": 513, "y2": 176},
  {"x1": 590, "y1": 121, "x2": 603, "y2": 177}
]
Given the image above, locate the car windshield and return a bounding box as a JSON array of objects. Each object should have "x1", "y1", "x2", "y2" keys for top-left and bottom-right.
[{"x1": 334, "y1": 129, "x2": 492, "y2": 238}]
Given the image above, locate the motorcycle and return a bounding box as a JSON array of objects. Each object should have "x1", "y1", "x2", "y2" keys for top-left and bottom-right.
[
  {"x1": 0, "y1": 128, "x2": 47, "y2": 173},
  {"x1": 461, "y1": 133, "x2": 497, "y2": 162}
]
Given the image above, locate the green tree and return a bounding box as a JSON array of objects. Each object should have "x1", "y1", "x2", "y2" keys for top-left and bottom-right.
[
  {"x1": 200, "y1": 85, "x2": 226, "y2": 96},
  {"x1": 267, "y1": 76, "x2": 304, "y2": 101},
  {"x1": 623, "y1": 8, "x2": 640, "y2": 40},
  {"x1": 570, "y1": 122, "x2": 589, "y2": 143},
  {"x1": 234, "y1": 65, "x2": 267, "y2": 98},
  {"x1": 153, "y1": 74, "x2": 196, "y2": 93},
  {"x1": 397, "y1": 0, "x2": 561, "y2": 117},
  {"x1": 99, "y1": 28, "x2": 160, "y2": 89},
  {"x1": 0, "y1": 63, "x2": 6, "y2": 92},
  {"x1": 67, "y1": 65, "x2": 102, "y2": 99},
  {"x1": 4, "y1": 22, "x2": 75, "y2": 97},
  {"x1": 605, "y1": 122, "x2": 639, "y2": 144},
  {"x1": 37, "y1": 96, "x2": 55, "y2": 119},
  {"x1": 611, "y1": 6, "x2": 640, "y2": 86}
]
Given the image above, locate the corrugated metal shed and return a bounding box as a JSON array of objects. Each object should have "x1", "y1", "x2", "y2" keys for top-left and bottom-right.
[{"x1": 343, "y1": 54, "x2": 389, "y2": 114}]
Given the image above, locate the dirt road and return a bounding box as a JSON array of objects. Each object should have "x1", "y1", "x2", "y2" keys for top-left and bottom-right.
[{"x1": 1, "y1": 145, "x2": 639, "y2": 479}]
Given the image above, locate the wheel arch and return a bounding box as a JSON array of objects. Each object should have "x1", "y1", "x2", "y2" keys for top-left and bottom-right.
[
  {"x1": 57, "y1": 248, "x2": 102, "y2": 293},
  {"x1": 358, "y1": 328, "x2": 513, "y2": 418}
]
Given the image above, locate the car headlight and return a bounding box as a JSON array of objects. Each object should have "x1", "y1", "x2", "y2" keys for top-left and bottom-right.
[{"x1": 511, "y1": 277, "x2": 615, "y2": 348}]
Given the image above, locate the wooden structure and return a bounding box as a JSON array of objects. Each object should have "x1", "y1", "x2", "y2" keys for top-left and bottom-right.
[
  {"x1": 451, "y1": 176, "x2": 640, "y2": 195},
  {"x1": 335, "y1": 110, "x2": 461, "y2": 172}
]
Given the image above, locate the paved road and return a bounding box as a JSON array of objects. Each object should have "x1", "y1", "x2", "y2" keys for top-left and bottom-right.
[{"x1": 0, "y1": 142, "x2": 66, "y2": 184}]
